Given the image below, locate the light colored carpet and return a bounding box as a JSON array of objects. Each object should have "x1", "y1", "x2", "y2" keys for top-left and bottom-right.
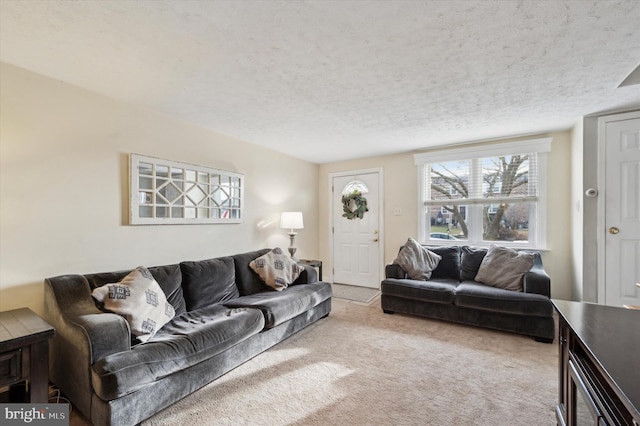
[
  {"x1": 331, "y1": 283, "x2": 381, "y2": 303},
  {"x1": 142, "y1": 298, "x2": 558, "y2": 426}
]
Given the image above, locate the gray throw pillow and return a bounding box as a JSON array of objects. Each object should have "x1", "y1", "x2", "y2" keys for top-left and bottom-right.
[
  {"x1": 474, "y1": 245, "x2": 536, "y2": 291},
  {"x1": 92, "y1": 266, "x2": 175, "y2": 342},
  {"x1": 393, "y1": 238, "x2": 442, "y2": 280}
]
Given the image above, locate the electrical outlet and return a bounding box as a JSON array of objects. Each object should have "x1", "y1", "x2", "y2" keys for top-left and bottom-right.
[{"x1": 393, "y1": 207, "x2": 402, "y2": 216}]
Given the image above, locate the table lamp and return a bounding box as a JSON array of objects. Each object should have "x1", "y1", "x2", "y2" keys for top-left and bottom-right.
[{"x1": 280, "y1": 212, "x2": 304, "y2": 260}]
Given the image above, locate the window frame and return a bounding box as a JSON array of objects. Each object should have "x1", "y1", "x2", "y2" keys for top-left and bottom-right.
[
  {"x1": 130, "y1": 154, "x2": 244, "y2": 225},
  {"x1": 415, "y1": 138, "x2": 551, "y2": 249}
]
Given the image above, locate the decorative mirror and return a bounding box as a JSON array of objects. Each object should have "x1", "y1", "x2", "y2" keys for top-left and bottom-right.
[{"x1": 130, "y1": 154, "x2": 244, "y2": 225}]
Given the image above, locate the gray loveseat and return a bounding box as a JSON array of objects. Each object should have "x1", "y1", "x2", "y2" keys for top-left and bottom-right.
[
  {"x1": 381, "y1": 245, "x2": 554, "y2": 342},
  {"x1": 44, "y1": 249, "x2": 332, "y2": 426}
]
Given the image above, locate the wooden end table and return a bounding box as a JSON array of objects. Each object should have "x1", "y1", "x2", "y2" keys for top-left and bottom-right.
[
  {"x1": 0, "y1": 308, "x2": 55, "y2": 402},
  {"x1": 298, "y1": 259, "x2": 323, "y2": 281}
]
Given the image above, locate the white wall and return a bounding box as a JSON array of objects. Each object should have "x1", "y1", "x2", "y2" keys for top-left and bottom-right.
[
  {"x1": 581, "y1": 116, "x2": 600, "y2": 302},
  {"x1": 319, "y1": 132, "x2": 574, "y2": 300},
  {"x1": 0, "y1": 63, "x2": 319, "y2": 315},
  {"x1": 570, "y1": 119, "x2": 584, "y2": 301},
  {"x1": 0, "y1": 61, "x2": 579, "y2": 315}
]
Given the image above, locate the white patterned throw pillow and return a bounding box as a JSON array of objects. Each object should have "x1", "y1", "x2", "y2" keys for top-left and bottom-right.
[
  {"x1": 92, "y1": 266, "x2": 175, "y2": 342},
  {"x1": 250, "y1": 248, "x2": 304, "y2": 291}
]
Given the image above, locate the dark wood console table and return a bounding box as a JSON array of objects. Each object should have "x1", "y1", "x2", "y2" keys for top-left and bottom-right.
[
  {"x1": 552, "y1": 300, "x2": 639, "y2": 425},
  {"x1": 0, "y1": 308, "x2": 55, "y2": 402}
]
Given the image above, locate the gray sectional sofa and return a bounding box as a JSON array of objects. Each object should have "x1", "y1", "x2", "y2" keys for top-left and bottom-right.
[
  {"x1": 381, "y1": 245, "x2": 554, "y2": 342},
  {"x1": 44, "y1": 248, "x2": 332, "y2": 426}
]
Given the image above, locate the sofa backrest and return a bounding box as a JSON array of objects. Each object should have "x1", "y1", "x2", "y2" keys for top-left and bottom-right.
[
  {"x1": 231, "y1": 249, "x2": 271, "y2": 296},
  {"x1": 180, "y1": 257, "x2": 239, "y2": 311},
  {"x1": 427, "y1": 246, "x2": 462, "y2": 281},
  {"x1": 460, "y1": 246, "x2": 488, "y2": 281},
  {"x1": 179, "y1": 249, "x2": 275, "y2": 310},
  {"x1": 421, "y1": 245, "x2": 538, "y2": 283},
  {"x1": 84, "y1": 249, "x2": 285, "y2": 315},
  {"x1": 85, "y1": 264, "x2": 187, "y2": 315},
  {"x1": 390, "y1": 244, "x2": 502, "y2": 283}
]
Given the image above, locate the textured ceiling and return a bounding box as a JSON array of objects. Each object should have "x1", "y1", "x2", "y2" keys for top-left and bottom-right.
[{"x1": 1, "y1": 0, "x2": 639, "y2": 164}]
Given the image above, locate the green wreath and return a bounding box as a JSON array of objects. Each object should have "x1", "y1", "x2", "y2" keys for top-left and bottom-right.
[{"x1": 342, "y1": 190, "x2": 369, "y2": 220}]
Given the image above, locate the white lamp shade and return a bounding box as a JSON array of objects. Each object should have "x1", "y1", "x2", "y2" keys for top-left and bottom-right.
[{"x1": 280, "y1": 212, "x2": 304, "y2": 230}]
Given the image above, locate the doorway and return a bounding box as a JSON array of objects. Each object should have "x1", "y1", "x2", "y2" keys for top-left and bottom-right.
[
  {"x1": 598, "y1": 111, "x2": 640, "y2": 307},
  {"x1": 330, "y1": 169, "x2": 383, "y2": 289}
]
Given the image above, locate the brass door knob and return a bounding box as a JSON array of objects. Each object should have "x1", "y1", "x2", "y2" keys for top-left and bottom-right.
[
  {"x1": 373, "y1": 238, "x2": 379, "y2": 242},
  {"x1": 609, "y1": 227, "x2": 620, "y2": 234}
]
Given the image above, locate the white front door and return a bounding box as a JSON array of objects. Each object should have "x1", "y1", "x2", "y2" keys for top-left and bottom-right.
[
  {"x1": 601, "y1": 112, "x2": 640, "y2": 307},
  {"x1": 331, "y1": 171, "x2": 381, "y2": 289}
]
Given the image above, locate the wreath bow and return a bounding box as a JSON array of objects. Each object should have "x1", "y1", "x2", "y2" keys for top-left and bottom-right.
[{"x1": 342, "y1": 190, "x2": 369, "y2": 220}]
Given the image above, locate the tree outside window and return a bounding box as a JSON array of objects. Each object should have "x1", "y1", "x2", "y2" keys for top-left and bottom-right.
[{"x1": 416, "y1": 138, "x2": 550, "y2": 248}]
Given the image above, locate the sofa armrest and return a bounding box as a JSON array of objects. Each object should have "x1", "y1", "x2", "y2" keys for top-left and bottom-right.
[
  {"x1": 45, "y1": 275, "x2": 131, "y2": 360},
  {"x1": 385, "y1": 263, "x2": 407, "y2": 279},
  {"x1": 44, "y1": 275, "x2": 131, "y2": 417},
  {"x1": 293, "y1": 265, "x2": 318, "y2": 284},
  {"x1": 522, "y1": 253, "x2": 551, "y2": 298}
]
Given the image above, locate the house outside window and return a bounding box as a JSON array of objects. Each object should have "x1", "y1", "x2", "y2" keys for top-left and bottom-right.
[{"x1": 415, "y1": 138, "x2": 551, "y2": 248}]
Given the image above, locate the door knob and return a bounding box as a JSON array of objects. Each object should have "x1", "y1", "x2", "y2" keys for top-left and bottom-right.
[
  {"x1": 373, "y1": 238, "x2": 379, "y2": 242},
  {"x1": 609, "y1": 227, "x2": 620, "y2": 234}
]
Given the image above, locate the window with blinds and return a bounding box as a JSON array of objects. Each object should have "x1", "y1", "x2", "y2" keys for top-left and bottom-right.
[{"x1": 414, "y1": 138, "x2": 551, "y2": 248}]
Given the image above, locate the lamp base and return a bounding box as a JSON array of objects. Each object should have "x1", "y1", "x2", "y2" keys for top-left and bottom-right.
[
  {"x1": 287, "y1": 232, "x2": 298, "y2": 261},
  {"x1": 288, "y1": 247, "x2": 298, "y2": 261}
]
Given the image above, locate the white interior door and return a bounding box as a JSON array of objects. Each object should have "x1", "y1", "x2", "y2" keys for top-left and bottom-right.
[
  {"x1": 603, "y1": 112, "x2": 640, "y2": 307},
  {"x1": 332, "y1": 172, "x2": 381, "y2": 288}
]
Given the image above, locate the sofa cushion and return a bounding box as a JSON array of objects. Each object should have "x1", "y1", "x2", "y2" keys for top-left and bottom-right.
[
  {"x1": 91, "y1": 267, "x2": 176, "y2": 343},
  {"x1": 460, "y1": 246, "x2": 487, "y2": 281},
  {"x1": 85, "y1": 264, "x2": 186, "y2": 316},
  {"x1": 91, "y1": 304, "x2": 264, "y2": 401},
  {"x1": 381, "y1": 278, "x2": 458, "y2": 304},
  {"x1": 232, "y1": 249, "x2": 271, "y2": 296},
  {"x1": 454, "y1": 282, "x2": 553, "y2": 317},
  {"x1": 474, "y1": 245, "x2": 536, "y2": 292},
  {"x1": 249, "y1": 248, "x2": 304, "y2": 291},
  {"x1": 223, "y1": 282, "x2": 332, "y2": 329},
  {"x1": 428, "y1": 246, "x2": 462, "y2": 281},
  {"x1": 393, "y1": 238, "x2": 441, "y2": 280},
  {"x1": 180, "y1": 257, "x2": 239, "y2": 311}
]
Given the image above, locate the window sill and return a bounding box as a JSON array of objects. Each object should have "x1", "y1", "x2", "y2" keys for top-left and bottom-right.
[{"x1": 422, "y1": 239, "x2": 549, "y2": 252}]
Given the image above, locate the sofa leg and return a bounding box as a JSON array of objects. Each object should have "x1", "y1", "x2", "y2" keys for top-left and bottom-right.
[
  {"x1": 534, "y1": 336, "x2": 553, "y2": 344},
  {"x1": 383, "y1": 309, "x2": 395, "y2": 314}
]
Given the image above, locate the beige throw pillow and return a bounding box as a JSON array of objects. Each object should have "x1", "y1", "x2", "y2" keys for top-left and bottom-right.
[
  {"x1": 92, "y1": 266, "x2": 175, "y2": 342},
  {"x1": 250, "y1": 248, "x2": 304, "y2": 291},
  {"x1": 393, "y1": 238, "x2": 442, "y2": 280},
  {"x1": 474, "y1": 245, "x2": 536, "y2": 292}
]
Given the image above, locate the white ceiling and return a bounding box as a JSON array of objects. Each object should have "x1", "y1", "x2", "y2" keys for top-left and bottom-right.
[{"x1": 1, "y1": 0, "x2": 639, "y2": 164}]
